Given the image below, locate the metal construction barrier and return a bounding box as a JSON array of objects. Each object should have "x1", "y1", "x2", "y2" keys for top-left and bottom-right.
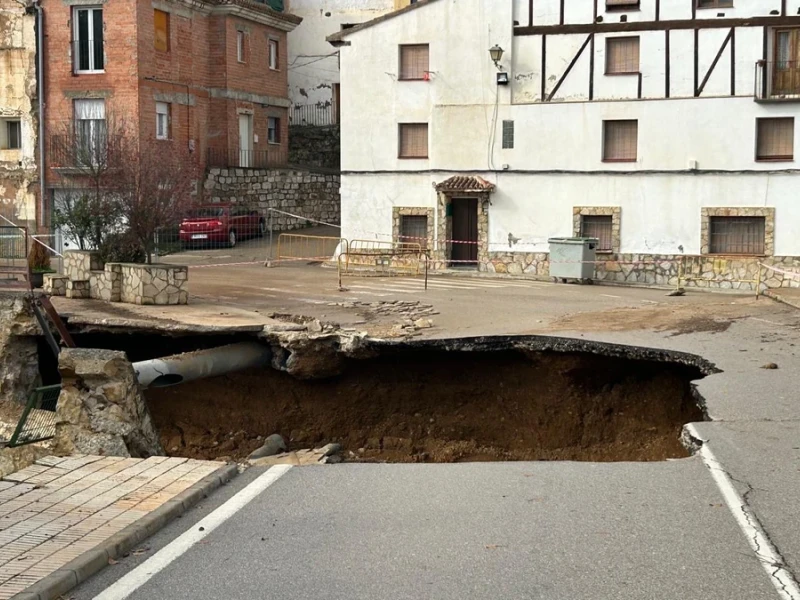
[
  {"x1": 344, "y1": 240, "x2": 424, "y2": 274},
  {"x1": 337, "y1": 245, "x2": 429, "y2": 291},
  {"x1": 268, "y1": 233, "x2": 348, "y2": 266},
  {"x1": 6, "y1": 384, "x2": 61, "y2": 447}
]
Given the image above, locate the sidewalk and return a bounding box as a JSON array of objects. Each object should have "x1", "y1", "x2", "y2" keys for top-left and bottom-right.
[{"x1": 0, "y1": 454, "x2": 236, "y2": 600}]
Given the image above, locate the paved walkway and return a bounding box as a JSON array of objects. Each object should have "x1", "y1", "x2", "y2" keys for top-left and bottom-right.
[{"x1": 0, "y1": 455, "x2": 228, "y2": 599}]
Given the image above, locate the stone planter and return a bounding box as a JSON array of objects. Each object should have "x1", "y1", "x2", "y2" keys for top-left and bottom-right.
[{"x1": 119, "y1": 263, "x2": 189, "y2": 305}]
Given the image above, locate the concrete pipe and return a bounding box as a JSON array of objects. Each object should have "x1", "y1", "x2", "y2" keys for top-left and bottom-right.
[{"x1": 133, "y1": 342, "x2": 271, "y2": 389}]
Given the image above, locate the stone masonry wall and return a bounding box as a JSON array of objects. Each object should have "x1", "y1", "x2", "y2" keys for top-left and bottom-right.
[
  {"x1": 288, "y1": 125, "x2": 340, "y2": 170},
  {"x1": 482, "y1": 252, "x2": 800, "y2": 291},
  {"x1": 58, "y1": 251, "x2": 188, "y2": 305},
  {"x1": 204, "y1": 167, "x2": 340, "y2": 230}
]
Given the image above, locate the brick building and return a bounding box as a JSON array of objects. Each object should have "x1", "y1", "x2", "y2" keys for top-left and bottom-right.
[{"x1": 43, "y1": 0, "x2": 301, "y2": 222}]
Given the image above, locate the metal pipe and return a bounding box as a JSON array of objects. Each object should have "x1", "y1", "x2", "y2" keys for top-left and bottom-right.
[{"x1": 133, "y1": 342, "x2": 271, "y2": 389}]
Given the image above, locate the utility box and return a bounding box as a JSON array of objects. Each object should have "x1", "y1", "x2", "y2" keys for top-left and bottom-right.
[{"x1": 548, "y1": 237, "x2": 598, "y2": 281}]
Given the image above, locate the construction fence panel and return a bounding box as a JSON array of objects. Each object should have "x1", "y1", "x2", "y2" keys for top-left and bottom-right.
[{"x1": 7, "y1": 384, "x2": 61, "y2": 447}]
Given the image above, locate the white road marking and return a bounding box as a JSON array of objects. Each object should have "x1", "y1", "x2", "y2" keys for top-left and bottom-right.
[
  {"x1": 686, "y1": 424, "x2": 800, "y2": 600},
  {"x1": 92, "y1": 465, "x2": 293, "y2": 600},
  {"x1": 600, "y1": 294, "x2": 621, "y2": 299}
]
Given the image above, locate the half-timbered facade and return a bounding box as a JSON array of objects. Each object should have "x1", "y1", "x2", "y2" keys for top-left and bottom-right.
[{"x1": 330, "y1": 0, "x2": 800, "y2": 289}]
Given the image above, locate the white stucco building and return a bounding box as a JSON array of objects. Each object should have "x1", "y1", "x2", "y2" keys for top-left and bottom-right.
[
  {"x1": 286, "y1": 0, "x2": 416, "y2": 122},
  {"x1": 329, "y1": 0, "x2": 800, "y2": 288}
]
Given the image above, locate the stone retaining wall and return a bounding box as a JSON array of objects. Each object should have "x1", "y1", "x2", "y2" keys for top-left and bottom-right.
[
  {"x1": 204, "y1": 167, "x2": 340, "y2": 229},
  {"x1": 288, "y1": 125, "x2": 339, "y2": 170}
]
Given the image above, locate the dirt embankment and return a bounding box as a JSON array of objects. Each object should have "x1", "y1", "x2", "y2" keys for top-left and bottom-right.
[{"x1": 147, "y1": 348, "x2": 704, "y2": 463}]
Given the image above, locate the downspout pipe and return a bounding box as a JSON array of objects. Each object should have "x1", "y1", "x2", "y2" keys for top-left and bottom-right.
[
  {"x1": 33, "y1": 0, "x2": 46, "y2": 230},
  {"x1": 133, "y1": 342, "x2": 272, "y2": 389}
]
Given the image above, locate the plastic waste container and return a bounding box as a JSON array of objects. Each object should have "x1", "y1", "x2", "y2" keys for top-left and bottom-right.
[{"x1": 548, "y1": 237, "x2": 598, "y2": 281}]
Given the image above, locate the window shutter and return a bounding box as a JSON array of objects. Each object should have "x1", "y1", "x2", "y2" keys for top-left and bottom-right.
[
  {"x1": 400, "y1": 215, "x2": 428, "y2": 249},
  {"x1": 757, "y1": 117, "x2": 794, "y2": 160},
  {"x1": 606, "y1": 37, "x2": 639, "y2": 74},
  {"x1": 603, "y1": 120, "x2": 637, "y2": 161},
  {"x1": 399, "y1": 44, "x2": 429, "y2": 80},
  {"x1": 154, "y1": 10, "x2": 169, "y2": 52},
  {"x1": 399, "y1": 123, "x2": 428, "y2": 158},
  {"x1": 580, "y1": 215, "x2": 613, "y2": 251}
]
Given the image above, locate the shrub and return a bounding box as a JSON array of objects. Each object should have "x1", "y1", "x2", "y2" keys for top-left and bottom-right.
[
  {"x1": 28, "y1": 240, "x2": 52, "y2": 272},
  {"x1": 99, "y1": 231, "x2": 147, "y2": 264}
]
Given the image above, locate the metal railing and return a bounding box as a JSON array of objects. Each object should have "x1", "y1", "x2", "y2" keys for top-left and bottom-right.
[
  {"x1": 207, "y1": 147, "x2": 288, "y2": 169},
  {"x1": 275, "y1": 233, "x2": 347, "y2": 264},
  {"x1": 755, "y1": 60, "x2": 800, "y2": 101},
  {"x1": 49, "y1": 133, "x2": 111, "y2": 169},
  {"x1": 290, "y1": 103, "x2": 337, "y2": 127},
  {"x1": 6, "y1": 384, "x2": 61, "y2": 447}
]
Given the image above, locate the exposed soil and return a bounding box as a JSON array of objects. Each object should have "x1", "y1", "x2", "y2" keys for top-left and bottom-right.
[{"x1": 147, "y1": 348, "x2": 705, "y2": 463}]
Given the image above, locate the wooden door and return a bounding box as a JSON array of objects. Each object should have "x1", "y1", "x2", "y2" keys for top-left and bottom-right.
[
  {"x1": 773, "y1": 29, "x2": 800, "y2": 95},
  {"x1": 450, "y1": 198, "x2": 478, "y2": 267}
]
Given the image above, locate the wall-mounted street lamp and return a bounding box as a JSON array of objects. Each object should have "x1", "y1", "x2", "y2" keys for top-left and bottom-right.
[{"x1": 489, "y1": 45, "x2": 504, "y2": 68}]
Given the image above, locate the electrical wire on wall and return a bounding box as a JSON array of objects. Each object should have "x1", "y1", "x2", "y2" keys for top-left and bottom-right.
[{"x1": 487, "y1": 84, "x2": 500, "y2": 171}]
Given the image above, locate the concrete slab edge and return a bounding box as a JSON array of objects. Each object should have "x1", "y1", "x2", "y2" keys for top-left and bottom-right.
[
  {"x1": 764, "y1": 289, "x2": 800, "y2": 310},
  {"x1": 12, "y1": 462, "x2": 239, "y2": 600}
]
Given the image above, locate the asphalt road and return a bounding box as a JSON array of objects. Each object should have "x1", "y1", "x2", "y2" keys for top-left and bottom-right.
[{"x1": 76, "y1": 462, "x2": 779, "y2": 600}]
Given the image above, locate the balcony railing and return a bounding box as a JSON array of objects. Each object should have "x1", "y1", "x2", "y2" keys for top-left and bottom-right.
[
  {"x1": 49, "y1": 133, "x2": 111, "y2": 170},
  {"x1": 754, "y1": 60, "x2": 800, "y2": 101},
  {"x1": 72, "y1": 39, "x2": 104, "y2": 73},
  {"x1": 289, "y1": 103, "x2": 338, "y2": 127},
  {"x1": 206, "y1": 147, "x2": 288, "y2": 169}
]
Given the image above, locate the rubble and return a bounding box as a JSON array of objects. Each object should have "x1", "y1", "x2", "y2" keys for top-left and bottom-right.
[{"x1": 54, "y1": 348, "x2": 164, "y2": 458}]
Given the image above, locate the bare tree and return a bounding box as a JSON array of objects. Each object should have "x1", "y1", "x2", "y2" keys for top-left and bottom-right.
[
  {"x1": 49, "y1": 117, "x2": 130, "y2": 250},
  {"x1": 116, "y1": 139, "x2": 198, "y2": 264},
  {"x1": 50, "y1": 116, "x2": 197, "y2": 263}
]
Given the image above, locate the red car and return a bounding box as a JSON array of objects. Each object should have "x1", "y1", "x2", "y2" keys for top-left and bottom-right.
[{"x1": 179, "y1": 204, "x2": 266, "y2": 248}]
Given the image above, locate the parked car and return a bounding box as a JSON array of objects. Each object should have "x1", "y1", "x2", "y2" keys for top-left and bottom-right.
[{"x1": 179, "y1": 204, "x2": 266, "y2": 248}]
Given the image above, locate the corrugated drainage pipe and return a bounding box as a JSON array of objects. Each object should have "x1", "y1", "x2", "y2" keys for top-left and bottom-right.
[{"x1": 133, "y1": 342, "x2": 271, "y2": 389}]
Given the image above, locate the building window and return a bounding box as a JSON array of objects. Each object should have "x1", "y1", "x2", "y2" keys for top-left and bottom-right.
[
  {"x1": 269, "y1": 39, "x2": 279, "y2": 70},
  {"x1": 74, "y1": 99, "x2": 106, "y2": 165},
  {"x1": 603, "y1": 120, "x2": 637, "y2": 162},
  {"x1": 709, "y1": 217, "x2": 765, "y2": 255},
  {"x1": 399, "y1": 44, "x2": 429, "y2": 80},
  {"x1": 502, "y1": 120, "x2": 514, "y2": 149},
  {"x1": 400, "y1": 215, "x2": 428, "y2": 249},
  {"x1": 605, "y1": 37, "x2": 640, "y2": 74},
  {"x1": 267, "y1": 117, "x2": 280, "y2": 144},
  {"x1": 0, "y1": 120, "x2": 21, "y2": 150},
  {"x1": 398, "y1": 123, "x2": 428, "y2": 158},
  {"x1": 580, "y1": 215, "x2": 614, "y2": 252},
  {"x1": 156, "y1": 102, "x2": 170, "y2": 140},
  {"x1": 237, "y1": 31, "x2": 247, "y2": 63},
  {"x1": 154, "y1": 9, "x2": 169, "y2": 52},
  {"x1": 756, "y1": 117, "x2": 794, "y2": 161},
  {"x1": 697, "y1": 0, "x2": 733, "y2": 8},
  {"x1": 606, "y1": 0, "x2": 640, "y2": 9},
  {"x1": 73, "y1": 7, "x2": 104, "y2": 73}
]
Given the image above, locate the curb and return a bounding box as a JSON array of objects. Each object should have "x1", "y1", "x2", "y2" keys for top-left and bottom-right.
[{"x1": 13, "y1": 462, "x2": 239, "y2": 600}]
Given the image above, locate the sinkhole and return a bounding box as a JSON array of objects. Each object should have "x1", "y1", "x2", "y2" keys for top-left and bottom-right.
[{"x1": 39, "y1": 331, "x2": 715, "y2": 463}]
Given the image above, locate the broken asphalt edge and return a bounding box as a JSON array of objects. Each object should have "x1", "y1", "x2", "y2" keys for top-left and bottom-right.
[{"x1": 10, "y1": 462, "x2": 239, "y2": 600}]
